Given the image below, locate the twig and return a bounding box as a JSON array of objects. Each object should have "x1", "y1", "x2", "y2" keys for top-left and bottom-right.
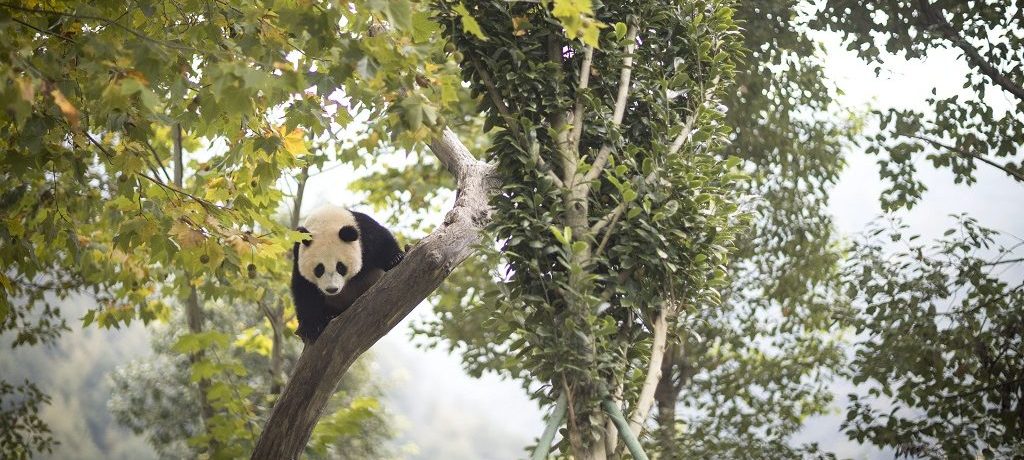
[
  {"x1": 982, "y1": 257, "x2": 1023, "y2": 266},
  {"x1": 142, "y1": 139, "x2": 172, "y2": 183},
  {"x1": 11, "y1": 17, "x2": 76, "y2": 43},
  {"x1": 592, "y1": 203, "x2": 624, "y2": 257},
  {"x1": 0, "y1": 2, "x2": 201, "y2": 53}
]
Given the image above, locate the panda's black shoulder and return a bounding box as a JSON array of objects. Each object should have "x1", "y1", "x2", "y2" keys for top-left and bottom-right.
[{"x1": 350, "y1": 210, "x2": 404, "y2": 271}]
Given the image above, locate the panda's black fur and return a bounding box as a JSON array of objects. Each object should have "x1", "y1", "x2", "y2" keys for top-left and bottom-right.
[{"x1": 291, "y1": 208, "x2": 403, "y2": 344}]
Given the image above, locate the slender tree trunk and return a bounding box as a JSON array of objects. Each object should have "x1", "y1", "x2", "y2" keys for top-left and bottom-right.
[
  {"x1": 174, "y1": 124, "x2": 216, "y2": 433},
  {"x1": 267, "y1": 166, "x2": 309, "y2": 395},
  {"x1": 654, "y1": 342, "x2": 683, "y2": 451}
]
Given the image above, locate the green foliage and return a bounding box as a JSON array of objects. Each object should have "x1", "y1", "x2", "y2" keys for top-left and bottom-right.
[
  {"x1": 428, "y1": 0, "x2": 749, "y2": 453},
  {"x1": 0, "y1": 380, "x2": 54, "y2": 460},
  {"x1": 842, "y1": 216, "x2": 1024, "y2": 458},
  {"x1": 0, "y1": 0, "x2": 466, "y2": 454},
  {"x1": 110, "y1": 300, "x2": 394, "y2": 459},
  {"x1": 811, "y1": 1, "x2": 1024, "y2": 210},
  {"x1": 646, "y1": 0, "x2": 857, "y2": 456}
]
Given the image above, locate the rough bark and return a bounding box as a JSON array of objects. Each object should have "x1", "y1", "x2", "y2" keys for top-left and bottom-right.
[{"x1": 250, "y1": 129, "x2": 494, "y2": 459}]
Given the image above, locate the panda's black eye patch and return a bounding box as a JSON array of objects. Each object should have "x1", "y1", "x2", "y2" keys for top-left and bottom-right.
[
  {"x1": 339, "y1": 225, "x2": 359, "y2": 242},
  {"x1": 314, "y1": 263, "x2": 325, "y2": 278},
  {"x1": 336, "y1": 262, "x2": 347, "y2": 276}
]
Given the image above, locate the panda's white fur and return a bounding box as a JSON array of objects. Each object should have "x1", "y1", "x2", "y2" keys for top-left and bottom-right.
[{"x1": 296, "y1": 205, "x2": 363, "y2": 296}]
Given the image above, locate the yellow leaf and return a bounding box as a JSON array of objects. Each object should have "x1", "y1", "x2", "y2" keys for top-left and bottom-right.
[
  {"x1": 50, "y1": 88, "x2": 80, "y2": 129},
  {"x1": 0, "y1": 271, "x2": 13, "y2": 294},
  {"x1": 512, "y1": 17, "x2": 528, "y2": 37},
  {"x1": 170, "y1": 220, "x2": 205, "y2": 248},
  {"x1": 226, "y1": 234, "x2": 251, "y2": 255},
  {"x1": 279, "y1": 126, "x2": 307, "y2": 156},
  {"x1": 552, "y1": 0, "x2": 592, "y2": 17}
]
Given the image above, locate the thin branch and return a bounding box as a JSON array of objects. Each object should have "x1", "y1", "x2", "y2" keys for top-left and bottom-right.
[
  {"x1": 983, "y1": 257, "x2": 1024, "y2": 266},
  {"x1": 141, "y1": 139, "x2": 172, "y2": 183},
  {"x1": 582, "y1": 25, "x2": 638, "y2": 187},
  {"x1": 627, "y1": 306, "x2": 671, "y2": 437},
  {"x1": 569, "y1": 46, "x2": 594, "y2": 153},
  {"x1": 0, "y1": 2, "x2": 202, "y2": 53},
  {"x1": 290, "y1": 166, "x2": 309, "y2": 228},
  {"x1": 668, "y1": 104, "x2": 701, "y2": 157},
  {"x1": 592, "y1": 202, "x2": 624, "y2": 257},
  {"x1": 917, "y1": 0, "x2": 1024, "y2": 102},
  {"x1": 173, "y1": 124, "x2": 184, "y2": 187},
  {"x1": 471, "y1": 57, "x2": 515, "y2": 121},
  {"x1": 909, "y1": 134, "x2": 1024, "y2": 183},
  {"x1": 11, "y1": 16, "x2": 76, "y2": 43}
]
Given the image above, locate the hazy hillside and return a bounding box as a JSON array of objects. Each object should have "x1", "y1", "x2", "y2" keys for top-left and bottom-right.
[{"x1": 0, "y1": 296, "x2": 156, "y2": 460}]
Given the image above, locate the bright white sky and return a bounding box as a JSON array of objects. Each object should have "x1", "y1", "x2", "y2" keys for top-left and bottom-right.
[{"x1": 297, "y1": 27, "x2": 1023, "y2": 460}]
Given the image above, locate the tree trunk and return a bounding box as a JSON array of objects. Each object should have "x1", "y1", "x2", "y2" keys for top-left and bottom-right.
[
  {"x1": 251, "y1": 129, "x2": 494, "y2": 459},
  {"x1": 654, "y1": 342, "x2": 683, "y2": 450}
]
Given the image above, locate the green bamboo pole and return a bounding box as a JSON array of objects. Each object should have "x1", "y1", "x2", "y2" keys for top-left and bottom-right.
[
  {"x1": 602, "y1": 399, "x2": 650, "y2": 460},
  {"x1": 530, "y1": 393, "x2": 568, "y2": 460}
]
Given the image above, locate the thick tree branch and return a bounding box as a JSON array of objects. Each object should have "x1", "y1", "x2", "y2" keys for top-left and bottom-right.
[
  {"x1": 582, "y1": 25, "x2": 638, "y2": 187},
  {"x1": 918, "y1": 0, "x2": 1024, "y2": 102},
  {"x1": 251, "y1": 128, "x2": 495, "y2": 459}
]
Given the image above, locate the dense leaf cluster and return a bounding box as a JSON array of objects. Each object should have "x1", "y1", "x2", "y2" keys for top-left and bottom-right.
[
  {"x1": 0, "y1": 0, "x2": 466, "y2": 455},
  {"x1": 431, "y1": 0, "x2": 749, "y2": 452},
  {"x1": 843, "y1": 217, "x2": 1024, "y2": 458}
]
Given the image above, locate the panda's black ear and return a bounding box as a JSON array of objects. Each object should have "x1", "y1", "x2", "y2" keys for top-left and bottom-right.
[
  {"x1": 339, "y1": 225, "x2": 359, "y2": 242},
  {"x1": 297, "y1": 226, "x2": 312, "y2": 247}
]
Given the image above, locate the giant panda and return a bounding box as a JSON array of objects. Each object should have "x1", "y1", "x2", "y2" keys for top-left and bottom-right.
[{"x1": 292, "y1": 205, "x2": 404, "y2": 344}]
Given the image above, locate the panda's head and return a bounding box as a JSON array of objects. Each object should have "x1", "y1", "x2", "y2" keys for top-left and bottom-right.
[{"x1": 295, "y1": 206, "x2": 363, "y2": 297}]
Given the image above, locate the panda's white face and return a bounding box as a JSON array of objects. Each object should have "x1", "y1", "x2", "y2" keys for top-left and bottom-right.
[{"x1": 297, "y1": 206, "x2": 363, "y2": 296}]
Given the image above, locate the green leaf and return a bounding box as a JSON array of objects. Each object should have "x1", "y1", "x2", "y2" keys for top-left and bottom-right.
[
  {"x1": 614, "y1": 22, "x2": 627, "y2": 40},
  {"x1": 454, "y1": 3, "x2": 488, "y2": 40}
]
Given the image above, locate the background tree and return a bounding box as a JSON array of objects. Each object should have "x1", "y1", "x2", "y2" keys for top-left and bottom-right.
[
  {"x1": 109, "y1": 299, "x2": 393, "y2": 459},
  {"x1": 841, "y1": 217, "x2": 1023, "y2": 458},
  {"x1": 811, "y1": 0, "x2": 1024, "y2": 209},
  {"x1": 805, "y1": 2, "x2": 1024, "y2": 457},
  {"x1": 416, "y1": 1, "x2": 853, "y2": 457},
  {"x1": 427, "y1": 1, "x2": 749, "y2": 458}
]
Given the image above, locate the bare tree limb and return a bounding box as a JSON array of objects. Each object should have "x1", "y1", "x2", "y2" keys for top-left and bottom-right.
[
  {"x1": 582, "y1": 25, "x2": 638, "y2": 187},
  {"x1": 250, "y1": 128, "x2": 495, "y2": 459},
  {"x1": 627, "y1": 307, "x2": 671, "y2": 437},
  {"x1": 917, "y1": 0, "x2": 1024, "y2": 102}
]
